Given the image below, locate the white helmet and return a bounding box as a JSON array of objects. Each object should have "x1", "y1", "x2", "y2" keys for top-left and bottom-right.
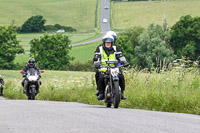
[
  {"x1": 106, "y1": 31, "x2": 117, "y2": 41},
  {"x1": 102, "y1": 34, "x2": 114, "y2": 43}
]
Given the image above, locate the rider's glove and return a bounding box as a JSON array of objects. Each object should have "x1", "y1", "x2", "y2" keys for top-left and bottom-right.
[
  {"x1": 94, "y1": 62, "x2": 101, "y2": 69},
  {"x1": 123, "y1": 61, "x2": 130, "y2": 67}
]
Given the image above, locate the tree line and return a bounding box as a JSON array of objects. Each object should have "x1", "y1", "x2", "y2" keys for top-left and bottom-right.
[
  {"x1": 16, "y1": 15, "x2": 76, "y2": 33},
  {"x1": 0, "y1": 15, "x2": 200, "y2": 71},
  {"x1": 117, "y1": 15, "x2": 200, "y2": 70}
]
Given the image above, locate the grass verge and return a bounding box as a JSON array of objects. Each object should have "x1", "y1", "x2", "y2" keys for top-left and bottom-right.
[{"x1": 1, "y1": 68, "x2": 200, "y2": 115}]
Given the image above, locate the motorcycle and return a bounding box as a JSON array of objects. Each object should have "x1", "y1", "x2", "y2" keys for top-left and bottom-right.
[
  {"x1": 0, "y1": 83, "x2": 3, "y2": 96},
  {"x1": 99, "y1": 61, "x2": 124, "y2": 108},
  {"x1": 20, "y1": 68, "x2": 44, "y2": 100}
]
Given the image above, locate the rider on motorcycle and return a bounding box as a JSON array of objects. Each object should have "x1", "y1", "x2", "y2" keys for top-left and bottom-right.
[
  {"x1": 21, "y1": 58, "x2": 41, "y2": 93},
  {"x1": 93, "y1": 32, "x2": 129, "y2": 100},
  {"x1": 0, "y1": 75, "x2": 4, "y2": 96}
]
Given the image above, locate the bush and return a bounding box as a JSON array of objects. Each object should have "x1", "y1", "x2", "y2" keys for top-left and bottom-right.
[
  {"x1": 67, "y1": 60, "x2": 95, "y2": 72},
  {"x1": 117, "y1": 26, "x2": 144, "y2": 66},
  {"x1": 134, "y1": 23, "x2": 175, "y2": 69},
  {"x1": 20, "y1": 15, "x2": 46, "y2": 33},
  {"x1": 169, "y1": 15, "x2": 200, "y2": 60},
  {"x1": 30, "y1": 33, "x2": 73, "y2": 70},
  {"x1": 0, "y1": 25, "x2": 24, "y2": 69}
]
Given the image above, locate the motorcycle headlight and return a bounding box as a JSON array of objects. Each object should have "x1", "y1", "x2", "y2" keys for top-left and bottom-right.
[
  {"x1": 28, "y1": 75, "x2": 38, "y2": 81},
  {"x1": 111, "y1": 68, "x2": 119, "y2": 77}
]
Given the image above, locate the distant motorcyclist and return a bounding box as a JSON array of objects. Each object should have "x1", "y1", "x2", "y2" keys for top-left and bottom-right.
[
  {"x1": 21, "y1": 58, "x2": 41, "y2": 93},
  {"x1": 93, "y1": 32, "x2": 129, "y2": 100},
  {"x1": 0, "y1": 75, "x2": 4, "y2": 96}
]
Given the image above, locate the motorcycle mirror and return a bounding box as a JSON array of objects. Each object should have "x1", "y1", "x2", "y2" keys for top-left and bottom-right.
[
  {"x1": 20, "y1": 71, "x2": 24, "y2": 74},
  {"x1": 40, "y1": 71, "x2": 44, "y2": 73}
]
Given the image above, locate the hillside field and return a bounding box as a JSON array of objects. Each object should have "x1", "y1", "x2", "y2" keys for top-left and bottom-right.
[
  {"x1": 112, "y1": 0, "x2": 200, "y2": 29},
  {"x1": 17, "y1": 32, "x2": 101, "y2": 52},
  {"x1": 15, "y1": 40, "x2": 101, "y2": 64},
  {"x1": 0, "y1": 0, "x2": 97, "y2": 31}
]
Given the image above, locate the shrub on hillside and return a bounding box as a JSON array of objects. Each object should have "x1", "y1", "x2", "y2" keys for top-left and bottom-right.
[
  {"x1": 169, "y1": 15, "x2": 200, "y2": 60},
  {"x1": 20, "y1": 15, "x2": 46, "y2": 33},
  {"x1": 117, "y1": 26, "x2": 144, "y2": 66},
  {"x1": 30, "y1": 33, "x2": 73, "y2": 70},
  {"x1": 66, "y1": 60, "x2": 95, "y2": 72},
  {"x1": 134, "y1": 23, "x2": 175, "y2": 69},
  {"x1": 0, "y1": 25, "x2": 24, "y2": 69}
]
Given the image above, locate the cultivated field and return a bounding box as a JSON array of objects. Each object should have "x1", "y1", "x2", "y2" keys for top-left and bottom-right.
[
  {"x1": 0, "y1": 0, "x2": 97, "y2": 31},
  {"x1": 69, "y1": 41, "x2": 101, "y2": 62},
  {"x1": 112, "y1": 0, "x2": 200, "y2": 29},
  {"x1": 17, "y1": 32, "x2": 101, "y2": 52},
  {"x1": 15, "y1": 40, "x2": 101, "y2": 64}
]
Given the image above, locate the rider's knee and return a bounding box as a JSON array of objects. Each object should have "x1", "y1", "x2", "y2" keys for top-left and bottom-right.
[{"x1": 38, "y1": 80, "x2": 41, "y2": 85}]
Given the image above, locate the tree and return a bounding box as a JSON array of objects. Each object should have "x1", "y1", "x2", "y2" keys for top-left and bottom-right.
[
  {"x1": 134, "y1": 23, "x2": 175, "y2": 69},
  {"x1": 116, "y1": 36, "x2": 134, "y2": 65},
  {"x1": 116, "y1": 26, "x2": 144, "y2": 66},
  {"x1": 169, "y1": 15, "x2": 200, "y2": 60},
  {"x1": 0, "y1": 25, "x2": 24, "y2": 69},
  {"x1": 20, "y1": 15, "x2": 46, "y2": 33},
  {"x1": 30, "y1": 33, "x2": 73, "y2": 70}
]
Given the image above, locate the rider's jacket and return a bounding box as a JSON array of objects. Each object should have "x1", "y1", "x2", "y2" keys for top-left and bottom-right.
[
  {"x1": 23, "y1": 64, "x2": 40, "y2": 75},
  {"x1": 0, "y1": 78, "x2": 4, "y2": 85},
  {"x1": 93, "y1": 44, "x2": 127, "y2": 72}
]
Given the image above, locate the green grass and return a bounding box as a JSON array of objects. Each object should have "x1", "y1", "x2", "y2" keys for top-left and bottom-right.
[
  {"x1": 0, "y1": 0, "x2": 97, "y2": 31},
  {"x1": 14, "y1": 54, "x2": 30, "y2": 64},
  {"x1": 1, "y1": 68, "x2": 200, "y2": 115},
  {"x1": 17, "y1": 32, "x2": 101, "y2": 52},
  {"x1": 15, "y1": 40, "x2": 101, "y2": 64},
  {"x1": 70, "y1": 41, "x2": 101, "y2": 62},
  {"x1": 112, "y1": 0, "x2": 200, "y2": 29}
]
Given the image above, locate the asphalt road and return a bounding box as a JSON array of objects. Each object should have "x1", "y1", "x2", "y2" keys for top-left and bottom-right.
[
  {"x1": 3, "y1": 1, "x2": 200, "y2": 132},
  {"x1": 0, "y1": 96, "x2": 5, "y2": 100},
  {"x1": 72, "y1": 0, "x2": 111, "y2": 46},
  {"x1": 21, "y1": 0, "x2": 111, "y2": 54},
  {"x1": 0, "y1": 100, "x2": 200, "y2": 133}
]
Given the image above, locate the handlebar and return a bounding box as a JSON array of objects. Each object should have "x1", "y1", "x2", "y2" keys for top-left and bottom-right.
[{"x1": 99, "y1": 64, "x2": 125, "y2": 69}]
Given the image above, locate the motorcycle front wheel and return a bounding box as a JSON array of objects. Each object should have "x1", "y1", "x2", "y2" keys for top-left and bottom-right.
[
  {"x1": 113, "y1": 81, "x2": 120, "y2": 108},
  {"x1": 31, "y1": 87, "x2": 36, "y2": 100}
]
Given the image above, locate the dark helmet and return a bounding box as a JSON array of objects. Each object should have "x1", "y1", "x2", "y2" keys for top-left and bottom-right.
[{"x1": 28, "y1": 58, "x2": 35, "y2": 67}]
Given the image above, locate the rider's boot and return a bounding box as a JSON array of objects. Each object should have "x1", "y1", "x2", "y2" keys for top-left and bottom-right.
[
  {"x1": 36, "y1": 81, "x2": 40, "y2": 93},
  {"x1": 36, "y1": 87, "x2": 40, "y2": 93},
  {"x1": 97, "y1": 93, "x2": 104, "y2": 100},
  {"x1": 121, "y1": 92, "x2": 127, "y2": 100},
  {"x1": 23, "y1": 81, "x2": 28, "y2": 94},
  {"x1": 95, "y1": 91, "x2": 99, "y2": 96},
  {"x1": 23, "y1": 87, "x2": 26, "y2": 93},
  {"x1": 95, "y1": 87, "x2": 99, "y2": 96},
  {"x1": 0, "y1": 88, "x2": 3, "y2": 96}
]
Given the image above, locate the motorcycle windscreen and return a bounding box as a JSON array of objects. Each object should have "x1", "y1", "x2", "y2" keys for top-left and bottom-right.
[{"x1": 29, "y1": 68, "x2": 37, "y2": 75}]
